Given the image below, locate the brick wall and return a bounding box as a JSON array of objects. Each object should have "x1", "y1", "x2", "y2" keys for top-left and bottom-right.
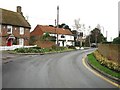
[
  {"x1": 1, "y1": 25, "x2": 30, "y2": 46},
  {"x1": 98, "y1": 44, "x2": 120, "y2": 64}
]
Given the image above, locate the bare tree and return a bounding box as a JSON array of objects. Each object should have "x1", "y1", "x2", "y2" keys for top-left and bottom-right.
[
  {"x1": 73, "y1": 18, "x2": 83, "y2": 47},
  {"x1": 73, "y1": 18, "x2": 81, "y2": 31}
]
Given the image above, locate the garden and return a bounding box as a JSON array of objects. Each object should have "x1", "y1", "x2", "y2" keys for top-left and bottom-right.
[
  {"x1": 13, "y1": 45, "x2": 76, "y2": 54},
  {"x1": 87, "y1": 50, "x2": 120, "y2": 79}
]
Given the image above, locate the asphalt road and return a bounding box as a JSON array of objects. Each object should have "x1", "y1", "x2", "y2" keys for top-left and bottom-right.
[{"x1": 2, "y1": 49, "x2": 118, "y2": 88}]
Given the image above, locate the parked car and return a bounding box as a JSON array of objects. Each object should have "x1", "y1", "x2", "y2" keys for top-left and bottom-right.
[{"x1": 91, "y1": 43, "x2": 97, "y2": 48}]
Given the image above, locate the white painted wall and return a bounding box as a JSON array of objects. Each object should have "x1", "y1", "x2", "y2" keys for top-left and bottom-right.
[{"x1": 49, "y1": 33, "x2": 74, "y2": 47}]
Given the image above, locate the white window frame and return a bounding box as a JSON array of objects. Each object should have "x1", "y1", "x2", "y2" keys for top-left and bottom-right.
[
  {"x1": 20, "y1": 27, "x2": 24, "y2": 35},
  {"x1": 7, "y1": 25, "x2": 12, "y2": 34},
  {"x1": 19, "y1": 38, "x2": 24, "y2": 46}
]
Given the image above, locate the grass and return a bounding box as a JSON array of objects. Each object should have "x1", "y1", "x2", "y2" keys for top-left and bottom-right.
[{"x1": 87, "y1": 53, "x2": 120, "y2": 79}]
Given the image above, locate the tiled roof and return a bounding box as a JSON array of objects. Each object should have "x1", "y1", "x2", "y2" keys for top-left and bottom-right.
[
  {"x1": 31, "y1": 25, "x2": 72, "y2": 36},
  {"x1": 0, "y1": 8, "x2": 31, "y2": 28}
]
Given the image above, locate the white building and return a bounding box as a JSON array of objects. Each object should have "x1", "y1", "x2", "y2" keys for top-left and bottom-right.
[{"x1": 30, "y1": 25, "x2": 74, "y2": 48}]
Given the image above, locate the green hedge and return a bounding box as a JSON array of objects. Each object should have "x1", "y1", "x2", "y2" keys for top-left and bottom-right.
[
  {"x1": 14, "y1": 46, "x2": 68, "y2": 53},
  {"x1": 112, "y1": 37, "x2": 120, "y2": 44}
]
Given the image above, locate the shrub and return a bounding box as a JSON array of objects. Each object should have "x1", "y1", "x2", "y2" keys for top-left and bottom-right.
[
  {"x1": 14, "y1": 47, "x2": 42, "y2": 53},
  {"x1": 93, "y1": 50, "x2": 120, "y2": 72},
  {"x1": 68, "y1": 45, "x2": 76, "y2": 49},
  {"x1": 112, "y1": 37, "x2": 120, "y2": 44}
]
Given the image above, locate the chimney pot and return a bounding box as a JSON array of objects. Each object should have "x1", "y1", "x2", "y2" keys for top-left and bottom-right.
[{"x1": 17, "y1": 6, "x2": 23, "y2": 15}]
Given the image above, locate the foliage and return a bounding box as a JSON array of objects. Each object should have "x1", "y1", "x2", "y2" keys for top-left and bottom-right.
[
  {"x1": 112, "y1": 37, "x2": 120, "y2": 44},
  {"x1": 58, "y1": 23, "x2": 71, "y2": 31},
  {"x1": 49, "y1": 36, "x2": 56, "y2": 42},
  {"x1": 14, "y1": 46, "x2": 68, "y2": 53},
  {"x1": 40, "y1": 32, "x2": 50, "y2": 41},
  {"x1": 14, "y1": 47, "x2": 42, "y2": 53},
  {"x1": 85, "y1": 28, "x2": 106, "y2": 47},
  {"x1": 102, "y1": 42, "x2": 112, "y2": 44},
  {"x1": 51, "y1": 45, "x2": 67, "y2": 51},
  {"x1": 93, "y1": 50, "x2": 120, "y2": 72},
  {"x1": 88, "y1": 53, "x2": 120, "y2": 79},
  {"x1": 29, "y1": 36, "x2": 37, "y2": 45},
  {"x1": 40, "y1": 32, "x2": 56, "y2": 42},
  {"x1": 68, "y1": 45, "x2": 76, "y2": 49},
  {"x1": 13, "y1": 37, "x2": 17, "y2": 45}
]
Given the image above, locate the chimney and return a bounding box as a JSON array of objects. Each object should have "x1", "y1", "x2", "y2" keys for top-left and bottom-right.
[{"x1": 17, "y1": 6, "x2": 23, "y2": 15}]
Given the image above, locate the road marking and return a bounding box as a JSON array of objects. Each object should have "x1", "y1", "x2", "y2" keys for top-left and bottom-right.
[{"x1": 82, "y1": 55, "x2": 120, "y2": 88}]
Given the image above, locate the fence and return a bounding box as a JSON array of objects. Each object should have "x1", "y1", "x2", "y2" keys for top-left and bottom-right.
[
  {"x1": 98, "y1": 44, "x2": 120, "y2": 64},
  {"x1": 0, "y1": 45, "x2": 37, "y2": 51}
]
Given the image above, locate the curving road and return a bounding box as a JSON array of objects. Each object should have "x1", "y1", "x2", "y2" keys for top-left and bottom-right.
[{"x1": 2, "y1": 49, "x2": 118, "y2": 88}]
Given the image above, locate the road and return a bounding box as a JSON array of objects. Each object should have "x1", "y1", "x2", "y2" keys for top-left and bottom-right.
[{"x1": 2, "y1": 49, "x2": 118, "y2": 88}]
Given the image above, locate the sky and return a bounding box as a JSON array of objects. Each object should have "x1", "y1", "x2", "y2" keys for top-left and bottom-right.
[{"x1": 0, "y1": 0, "x2": 119, "y2": 41}]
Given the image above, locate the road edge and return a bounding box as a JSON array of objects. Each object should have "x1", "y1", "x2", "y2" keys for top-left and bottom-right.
[{"x1": 82, "y1": 55, "x2": 120, "y2": 88}]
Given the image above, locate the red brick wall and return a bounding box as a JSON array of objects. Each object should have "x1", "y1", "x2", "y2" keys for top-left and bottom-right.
[
  {"x1": 1, "y1": 25, "x2": 30, "y2": 46},
  {"x1": 98, "y1": 44, "x2": 120, "y2": 64}
]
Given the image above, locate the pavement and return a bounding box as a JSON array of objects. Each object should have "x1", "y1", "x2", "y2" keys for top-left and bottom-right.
[
  {"x1": 2, "y1": 49, "x2": 118, "y2": 88},
  {"x1": 1, "y1": 51, "x2": 22, "y2": 64}
]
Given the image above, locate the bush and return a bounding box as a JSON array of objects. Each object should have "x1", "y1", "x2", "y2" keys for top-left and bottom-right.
[
  {"x1": 14, "y1": 46, "x2": 68, "y2": 53},
  {"x1": 112, "y1": 37, "x2": 120, "y2": 44},
  {"x1": 14, "y1": 47, "x2": 42, "y2": 53},
  {"x1": 68, "y1": 45, "x2": 76, "y2": 49},
  {"x1": 93, "y1": 50, "x2": 120, "y2": 72}
]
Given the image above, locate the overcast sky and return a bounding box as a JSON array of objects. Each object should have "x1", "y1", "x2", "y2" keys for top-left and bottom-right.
[{"x1": 0, "y1": 0, "x2": 119, "y2": 41}]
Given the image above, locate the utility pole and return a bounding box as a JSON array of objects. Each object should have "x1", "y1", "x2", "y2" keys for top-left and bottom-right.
[
  {"x1": 119, "y1": 29, "x2": 120, "y2": 37},
  {"x1": 56, "y1": 6, "x2": 59, "y2": 46},
  {"x1": 106, "y1": 30, "x2": 108, "y2": 41},
  {"x1": 88, "y1": 26, "x2": 91, "y2": 47}
]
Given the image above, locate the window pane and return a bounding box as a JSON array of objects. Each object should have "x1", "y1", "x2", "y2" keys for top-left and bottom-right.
[
  {"x1": 20, "y1": 27, "x2": 24, "y2": 35},
  {"x1": 7, "y1": 25, "x2": 12, "y2": 34}
]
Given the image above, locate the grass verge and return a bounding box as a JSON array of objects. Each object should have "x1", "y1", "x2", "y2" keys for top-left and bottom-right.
[{"x1": 87, "y1": 53, "x2": 120, "y2": 79}]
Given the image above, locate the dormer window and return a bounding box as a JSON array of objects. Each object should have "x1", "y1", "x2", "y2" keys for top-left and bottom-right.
[
  {"x1": 7, "y1": 25, "x2": 12, "y2": 34},
  {"x1": 20, "y1": 27, "x2": 24, "y2": 35}
]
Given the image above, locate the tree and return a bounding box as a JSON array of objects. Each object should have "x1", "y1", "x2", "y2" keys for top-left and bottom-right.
[
  {"x1": 59, "y1": 23, "x2": 71, "y2": 31},
  {"x1": 29, "y1": 36, "x2": 37, "y2": 45},
  {"x1": 85, "y1": 28, "x2": 106, "y2": 46},
  {"x1": 40, "y1": 32, "x2": 56, "y2": 42},
  {"x1": 112, "y1": 37, "x2": 120, "y2": 44},
  {"x1": 73, "y1": 18, "x2": 81, "y2": 30},
  {"x1": 72, "y1": 18, "x2": 83, "y2": 47}
]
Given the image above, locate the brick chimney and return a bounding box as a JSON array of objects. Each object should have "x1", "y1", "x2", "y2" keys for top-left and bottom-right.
[{"x1": 17, "y1": 6, "x2": 23, "y2": 15}]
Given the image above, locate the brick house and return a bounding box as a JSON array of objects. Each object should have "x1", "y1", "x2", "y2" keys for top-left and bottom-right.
[
  {"x1": 30, "y1": 25, "x2": 74, "y2": 48},
  {"x1": 0, "y1": 6, "x2": 31, "y2": 46}
]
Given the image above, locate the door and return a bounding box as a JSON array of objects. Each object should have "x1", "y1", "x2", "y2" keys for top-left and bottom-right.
[{"x1": 19, "y1": 38, "x2": 24, "y2": 46}]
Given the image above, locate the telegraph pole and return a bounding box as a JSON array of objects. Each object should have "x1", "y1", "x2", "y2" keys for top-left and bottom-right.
[
  {"x1": 56, "y1": 6, "x2": 59, "y2": 46},
  {"x1": 106, "y1": 30, "x2": 108, "y2": 41},
  {"x1": 88, "y1": 26, "x2": 91, "y2": 47}
]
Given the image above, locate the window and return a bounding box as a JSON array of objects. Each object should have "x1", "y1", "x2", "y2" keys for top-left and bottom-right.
[
  {"x1": 7, "y1": 25, "x2": 12, "y2": 34},
  {"x1": 20, "y1": 27, "x2": 24, "y2": 35}
]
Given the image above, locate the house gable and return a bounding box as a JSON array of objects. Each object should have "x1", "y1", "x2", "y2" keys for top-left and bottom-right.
[{"x1": 0, "y1": 8, "x2": 31, "y2": 28}]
